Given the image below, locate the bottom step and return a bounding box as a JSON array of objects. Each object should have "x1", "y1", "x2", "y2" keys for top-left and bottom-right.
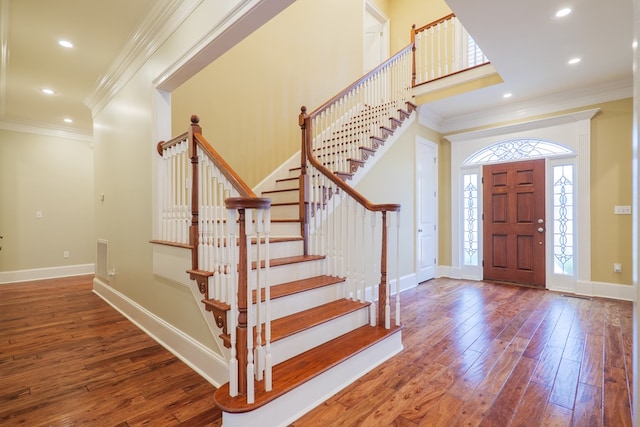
[{"x1": 215, "y1": 324, "x2": 403, "y2": 426}]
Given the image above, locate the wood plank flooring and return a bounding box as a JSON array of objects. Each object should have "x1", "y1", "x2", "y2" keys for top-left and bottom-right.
[
  {"x1": 0, "y1": 275, "x2": 221, "y2": 426},
  {"x1": 292, "y1": 278, "x2": 633, "y2": 426},
  {"x1": 0, "y1": 276, "x2": 633, "y2": 426}
]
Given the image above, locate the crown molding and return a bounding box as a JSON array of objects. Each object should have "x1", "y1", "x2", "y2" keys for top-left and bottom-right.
[
  {"x1": 0, "y1": 118, "x2": 93, "y2": 142},
  {"x1": 431, "y1": 77, "x2": 633, "y2": 134},
  {"x1": 444, "y1": 108, "x2": 601, "y2": 143},
  {"x1": 85, "y1": 0, "x2": 204, "y2": 117}
]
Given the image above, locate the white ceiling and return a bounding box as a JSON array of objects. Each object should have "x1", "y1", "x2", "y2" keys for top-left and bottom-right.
[
  {"x1": 430, "y1": 0, "x2": 634, "y2": 132},
  {"x1": 0, "y1": 0, "x2": 635, "y2": 137},
  {"x1": 0, "y1": 0, "x2": 157, "y2": 136}
]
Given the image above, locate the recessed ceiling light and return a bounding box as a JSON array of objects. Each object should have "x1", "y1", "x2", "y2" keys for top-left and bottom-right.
[
  {"x1": 503, "y1": 93, "x2": 512, "y2": 99},
  {"x1": 555, "y1": 8, "x2": 572, "y2": 18},
  {"x1": 568, "y1": 57, "x2": 581, "y2": 65},
  {"x1": 63, "y1": 118, "x2": 73, "y2": 123},
  {"x1": 58, "y1": 40, "x2": 73, "y2": 48},
  {"x1": 41, "y1": 88, "x2": 55, "y2": 95}
]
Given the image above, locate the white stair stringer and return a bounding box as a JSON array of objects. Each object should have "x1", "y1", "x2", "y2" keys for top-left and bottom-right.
[{"x1": 221, "y1": 329, "x2": 403, "y2": 427}]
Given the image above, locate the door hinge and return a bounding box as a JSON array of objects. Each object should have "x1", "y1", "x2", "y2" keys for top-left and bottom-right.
[
  {"x1": 433, "y1": 257, "x2": 437, "y2": 264},
  {"x1": 482, "y1": 260, "x2": 484, "y2": 266}
]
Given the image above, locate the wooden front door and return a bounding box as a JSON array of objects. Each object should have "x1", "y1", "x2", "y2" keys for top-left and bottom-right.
[{"x1": 483, "y1": 159, "x2": 546, "y2": 287}]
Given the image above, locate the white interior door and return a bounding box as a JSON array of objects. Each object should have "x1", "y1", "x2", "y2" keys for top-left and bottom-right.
[
  {"x1": 416, "y1": 138, "x2": 438, "y2": 283},
  {"x1": 363, "y1": 1, "x2": 389, "y2": 73}
]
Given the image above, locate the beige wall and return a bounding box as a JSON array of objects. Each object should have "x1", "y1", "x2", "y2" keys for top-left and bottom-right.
[
  {"x1": 172, "y1": 0, "x2": 365, "y2": 188},
  {"x1": 0, "y1": 129, "x2": 94, "y2": 274}
]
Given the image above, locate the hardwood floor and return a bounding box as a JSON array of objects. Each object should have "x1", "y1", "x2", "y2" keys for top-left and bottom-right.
[
  {"x1": 292, "y1": 278, "x2": 633, "y2": 426},
  {"x1": 0, "y1": 276, "x2": 633, "y2": 426},
  {"x1": 0, "y1": 275, "x2": 222, "y2": 426}
]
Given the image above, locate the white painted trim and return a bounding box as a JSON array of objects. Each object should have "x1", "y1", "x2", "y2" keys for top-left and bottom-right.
[
  {"x1": 221, "y1": 330, "x2": 403, "y2": 427},
  {"x1": 0, "y1": 263, "x2": 95, "y2": 284},
  {"x1": 444, "y1": 108, "x2": 600, "y2": 143},
  {"x1": 390, "y1": 272, "x2": 418, "y2": 293},
  {"x1": 557, "y1": 280, "x2": 635, "y2": 302},
  {"x1": 86, "y1": 0, "x2": 204, "y2": 116},
  {"x1": 0, "y1": 119, "x2": 93, "y2": 142},
  {"x1": 92, "y1": 277, "x2": 229, "y2": 387},
  {"x1": 430, "y1": 78, "x2": 631, "y2": 134}
]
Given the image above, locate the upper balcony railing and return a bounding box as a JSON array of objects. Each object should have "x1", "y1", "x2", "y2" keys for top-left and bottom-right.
[{"x1": 411, "y1": 13, "x2": 490, "y2": 87}]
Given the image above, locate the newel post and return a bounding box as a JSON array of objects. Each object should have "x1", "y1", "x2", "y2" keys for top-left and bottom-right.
[
  {"x1": 378, "y1": 211, "x2": 389, "y2": 327},
  {"x1": 189, "y1": 115, "x2": 202, "y2": 271},
  {"x1": 234, "y1": 207, "x2": 249, "y2": 396},
  {"x1": 299, "y1": 106, "x2": 310, "y2": 256}
]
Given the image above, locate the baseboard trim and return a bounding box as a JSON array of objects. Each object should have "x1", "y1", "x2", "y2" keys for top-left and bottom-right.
[
  {"x1": 92, "y1": 277, "x2": 229, "y2": 387},
  {"x1": 0, "y1": 263, "x2": 95, "y2": 284},
  {"x1": 435, "y1": 266, "x2": 635, "y2": 302},
  {"x1": 571, "y1": 280, "x2": 635, "y2": 301}
]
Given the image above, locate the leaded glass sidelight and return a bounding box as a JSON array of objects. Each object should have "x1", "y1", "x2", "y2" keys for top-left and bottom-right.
[
  {"x1": 552, "y1": 164, "x2": 574, "y2": 275},
  {"x1": 463, "y1": 173, "x2": 479, "y2": 265}
]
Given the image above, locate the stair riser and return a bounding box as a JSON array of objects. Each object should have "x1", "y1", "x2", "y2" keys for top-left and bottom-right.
[
  {"x1": 269, "y1": 204, "x2": 299, "y2": 220},
  {"x1": 269, "y1": 222, "x2": 301, "y2": 236},
  {"x1": 261, "y1": 189, "x2": 298, "y2": 204},
  {"x1": 268, "y1": 306, "x2": 369, "y2": 366},
  {"x1": 250, "y1": 239, "x2": 303, "y2": 259},
  {"x1": 252, "y1": 281, "x2": 345, "y2": 322},
  {"x1": 250, "y1": 258, "x2": 325, "y2": 284}
]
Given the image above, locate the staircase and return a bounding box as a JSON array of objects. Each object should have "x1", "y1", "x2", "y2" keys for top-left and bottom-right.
[
  {"x1": 207, "y1": 166, "x2": 404, "y2": 425},
  {"x1": 154, "y1": 42, "x2": 418, "y2": 426}
]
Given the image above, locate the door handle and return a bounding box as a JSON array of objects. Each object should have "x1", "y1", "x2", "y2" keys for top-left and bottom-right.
[
  {"x1": 418, "y1": 228, "x2": 423, "y2": 232},
  {"x1": 537, "y1": 227, "x2": 544, "y2": 233}
]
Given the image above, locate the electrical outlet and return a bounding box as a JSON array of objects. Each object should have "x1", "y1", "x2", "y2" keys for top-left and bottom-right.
[
  {"x1": 614, "y1": 263, "x2": 622, "y2": 273},
  {"x1": 63, "y1": 251, "x2": 70, "y2": 258}
]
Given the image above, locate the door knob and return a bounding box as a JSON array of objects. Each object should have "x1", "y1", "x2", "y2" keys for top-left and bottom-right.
[
  {"x1": 418, "y1": 228, "x2": 423, "y2": 232},
  {"x1": 537, "y1": 219, "x2": 544, "y2": 224},
  {"x1": 537, "y1": 227, "x2": 544, "y2": 233}
]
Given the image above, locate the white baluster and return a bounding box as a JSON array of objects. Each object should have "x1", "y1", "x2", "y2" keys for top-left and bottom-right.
[
  {"x1": 227, "y1": 207, "x2": 238, "y2": 397},
  {"x1": 245, "y1": 208, "x2": 255, "y2": 404},
  {"x1": 263, "y1": 208, "x2": 272, "y2": 392}
]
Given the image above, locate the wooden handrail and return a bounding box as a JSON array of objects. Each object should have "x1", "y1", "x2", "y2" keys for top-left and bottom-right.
[
  {"x1": 413, "y1": 12, "x2": 455, "y2": 34},
  {"x1": 309, "y1": 44, "x2": 413, "y2": 118},
  {"x1": 157, "y1": 131, "x2": 188, "y2": 155},
  {"x1": 300, "y1": 107, "x2": 400, "y2": 214}
]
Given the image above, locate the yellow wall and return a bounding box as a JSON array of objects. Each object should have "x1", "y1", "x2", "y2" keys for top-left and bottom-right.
[
  {"x1": 590, "y1": 98, "x2": 633, "y2": 284},
  {"x1": 0, "y1": 129, "x2": 94, "y2": 274},
  {"x1": 172, "y1": 0, "x2": 365, "y2": 188},
  {"x1": 388, "y1": 0, "x2": 452, "y2": 53}
]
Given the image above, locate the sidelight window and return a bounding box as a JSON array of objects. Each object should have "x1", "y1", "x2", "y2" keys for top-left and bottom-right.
[
  {"x1": 463, "y1": 173, "x2": 479, "y2": 266},
  {"x1": 552, "y1": 164, "x2": 574, "y2": 275}
]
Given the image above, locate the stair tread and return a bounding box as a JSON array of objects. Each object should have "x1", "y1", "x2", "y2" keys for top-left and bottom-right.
[
  {"x1": 213, "y1": 323, "x2": 402, "y2": 413},
  {"x1": 256, "y1": 274, "x2": 345, "y2": 302},
  {"x1": 262, "y1": 188, "x2": 298, "y2": 195},
  {"x1": 264, "y1": 254, "x2": 324, "y2": 268},
  {"x1": 271, "y1": 298, "x2": 369, "y2": 341}
]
